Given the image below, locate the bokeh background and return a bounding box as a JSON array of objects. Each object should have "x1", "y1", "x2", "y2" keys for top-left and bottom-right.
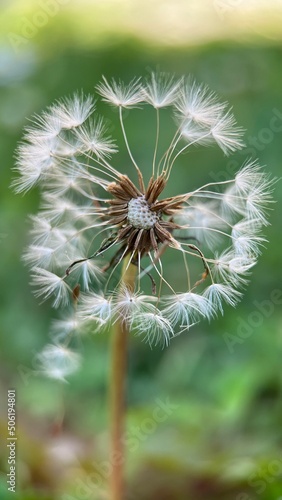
[{"x1": 0, "y1": 1, "x2": 282, "y2": 499}]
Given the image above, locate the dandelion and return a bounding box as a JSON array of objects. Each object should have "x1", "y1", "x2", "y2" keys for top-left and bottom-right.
[
  {"x1": 14, "y1": 74, "x2": 273, "y2": 344},
  {"x1": 15, "y1": 73, "x2": 273, "y2": 500}
]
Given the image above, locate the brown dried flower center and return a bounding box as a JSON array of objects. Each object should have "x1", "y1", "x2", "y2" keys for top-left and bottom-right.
[{"x1": 127, "y1": 196, "x2": 159, "y2": 229}]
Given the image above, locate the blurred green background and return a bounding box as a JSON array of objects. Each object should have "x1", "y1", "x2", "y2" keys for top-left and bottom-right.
[{"x1": 0, "y1": 1, "x2": 282, "y2": 499}]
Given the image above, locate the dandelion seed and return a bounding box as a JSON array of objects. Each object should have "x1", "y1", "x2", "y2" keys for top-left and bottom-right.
[
  {"x1": 175, "y1": 80, "x2": 227, "y2": 126},
  {"x1": 143, "y1": 72, "x2": 181, "y2": 109},
  {"x1": 31, "y1": 268, "x2": 71, "y2": 308},
  {"x1": 231, "y1": 220, "x2": 266, "y2": 256},
  {"x1": 212, "y1": 250, "x2": 257, "y2": 286},
  {"x1": 23, "y1": 244, "x2": 55, "y2": 268},
  {"x1": 210, "y1": 109, "x2": 245, "y2": 154},
  {"x1": 203, "y1": 283, "x2": 242, "y2": 315},
  {"x1": 53, "y1": 93, "x2": 95, "y2": 129},
  {"x1": 163, "y1": 292, "x2": 212, "y2": 330},
  {"x1": 16, "y1": 73, "x2": 273, "y2": 355},
  {"x1": 37, "y1": 344, "x2": 81, "y2": 381},
  {"x1": 74, "y1": 118, "x2": 118, "y2": 158},
  {"x1": 25, "y1": 112, "x2": 63, "y2": 142},
  {"x1": 113, "y1": 285, "x2": 158, "y2": 324},
  {"x1": 96, "y1": 76, "x2": 143, "y2": 108},
  {"x1": 176, "y1": 202, "x2": 227, "y2": 250},
  {"x1": 51, "y1": 315, "x2": 80, "y2": 339},
  {"x1": 78, "y1": 292, "x2": 112, "y2": 324},
  {"x1": 133, "y1": 312, "x2": 173, "y2": 347}
]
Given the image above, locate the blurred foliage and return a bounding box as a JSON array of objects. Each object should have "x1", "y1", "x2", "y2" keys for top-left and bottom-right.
[{"x1": 0, "y1": 4, "x2": 282, "y2": 499}]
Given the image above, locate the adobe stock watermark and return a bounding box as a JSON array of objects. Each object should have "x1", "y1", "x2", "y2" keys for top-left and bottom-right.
[
  {"x1": 7, "y1": 0, "x2": 70, "y2": 53},
  {"x1": 223, "y1": 289, "x2": 282, "y2": 353},
  {"x1": 6, "y1": 390, "x2": 17, "y2": 493},
  {"x1": 209, "y1": 108, "x2": 282, "y2": 185},
  {"x1": 17, "y1": 348, "x2": 45, "y2": 386},
  {"x1": 237, "y1": 455, "x2": 282, "y2": 499},
  {"x1": 61, "y1": 397, "x2": 179, "y2": 500}
]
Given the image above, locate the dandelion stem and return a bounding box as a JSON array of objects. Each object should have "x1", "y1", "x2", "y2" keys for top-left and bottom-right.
[{"x1": 109, "y1": 256, "x2": 137, "y2": 500}]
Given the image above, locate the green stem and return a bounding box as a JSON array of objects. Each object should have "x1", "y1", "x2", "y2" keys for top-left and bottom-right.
[{"x1": 109, "y1": 258, "x2": 137, "y2": 500}]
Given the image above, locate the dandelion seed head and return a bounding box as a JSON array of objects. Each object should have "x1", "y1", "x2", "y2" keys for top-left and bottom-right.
[
  {"x1": 127, "y1": 196, "x2": 159, "y2": 229},
  {"x1": 15, "y1": 73, "x2": 273, "y2": 358}
]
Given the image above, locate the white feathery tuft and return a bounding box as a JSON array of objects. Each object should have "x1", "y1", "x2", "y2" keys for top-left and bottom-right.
[
  {"x1": 52, "y1": 93, "x2": 95, "y2": 129},
  {"x1": 78, "y1": 292, "x2": 112, "y2": 325},
  {"x1": 133, "y1": 312, "x2": 174, "y2": 347},
  {"x1": 113, "y1": 286, "x2": 157, "y2": 323},
  {"x1": 175, "y1": 80, "x2": 227, "y2": 126},
  {"x1": 143, "y1": 72, "x2": 181, "y2": 109},
  {"x1": 203, "y1": 283, "x2": 242, "y2": 315},
  {"x1": 31, "y1": 268, "x2": 71, "y2": 308},
  {"x1": 37, "y1": 344, "x2": 81, "y2": 381},
  {"x1": 96, "y1": 76, "x2": 144, "y2": 108},
  {"x1": 163, "y1": 292, "x2": 213, "y2": 329}
]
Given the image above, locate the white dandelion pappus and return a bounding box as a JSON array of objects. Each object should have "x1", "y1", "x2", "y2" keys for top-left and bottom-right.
[
  {"x1": 51, "y1": 92, "x2": 95, "y2": 129},
  {"x1": 112, "y1": 285, "x2": 158, "y2": 325},
  {"x1": 163, "y1": 292, "x2": 213, "y2": 330},
  {"x1": 203, "y1": 283, "x2": 242, "y2": 315},
  {"x1": 78, "y1": 291, "x2": 112, "y2": 325},
  {"x1": 15, "y1": 73, "x2": 273, "y2": 358},
  {"x1": 133, "y1": 312, "x2": 174, "y2": 347},
  {"x1": 36, "y1": 344, "x2": 81, "y2": 381},
  {"x1": 31, "y1": 267, "x2": 71, "y2": 308},
  {"x1": 175, "y1": 80, "x2": 227, "y2": 125},
  {"x1": 96, "y1": 76, "x2": 144, "y2": 108},
  {"x1": 143, "y1": 73, "x2": 182, "y2": 109}
]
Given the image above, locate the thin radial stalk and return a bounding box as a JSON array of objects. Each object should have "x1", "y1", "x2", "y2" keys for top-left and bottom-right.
[
  {"x1": 157, "y1": 121, "x2": 183, "y2": 176},
  {"x1": 109, "y1": 256, "x2": 137, "y2": 500},
  {"x1": 119, "y1": 107, "x2": 145, "y2": 192},
  {"x1": 189, "y1": 178, "x2": 234, "y2": 193},
  {"x1": 166, "y1": 130, "x2": 212, "y2": 178},
  {"x1": 152, "y1": 108, "x2": 160, "y2": 178}
]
